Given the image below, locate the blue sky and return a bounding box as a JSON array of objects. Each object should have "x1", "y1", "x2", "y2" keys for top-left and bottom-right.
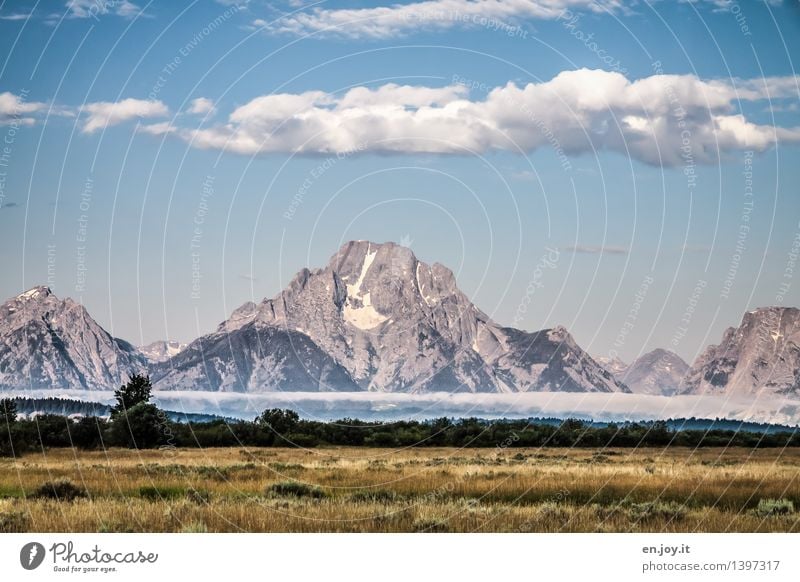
[{"x1": 0, "y1": 0, "x2": 798, "y2": 365}]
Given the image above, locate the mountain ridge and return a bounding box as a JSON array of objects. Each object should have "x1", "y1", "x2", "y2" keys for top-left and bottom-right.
[
  {"x1": 0, "y1": 285, "x2": 147, "y2": 390},
  {"x1": 152, "y1": 240, "x2": 627, "y2": 394},
  {"x1": 1, "y1": 242, "x2": 798, "y2": 398}
]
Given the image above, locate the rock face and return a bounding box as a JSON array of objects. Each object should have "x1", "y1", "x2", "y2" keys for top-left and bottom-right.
[
  {"x1": 0, "y1": 286, "x2": 147, "y2": 390},
  {"x1": 619, "y1": 349, "x2": 688, "y2": 396},
  {"x1": 150, "y1": 325, "x2": 359, "y2": 392},
  {"x1": 680, "y1": 307, "x2": 800, "y2": 396},
  {"x1": 153, "y1": 241, "x2": 628, "y2": 393},
  {"x1": 138, "y1": 340, "x2": 187, "y2": 363},
  {"x1": 596, "y1": 356, "x2": 628, "y2": 378}
]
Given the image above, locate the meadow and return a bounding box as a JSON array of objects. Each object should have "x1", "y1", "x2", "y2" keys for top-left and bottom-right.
[{"x1": 1, "y1": 446, "x2": 799, "y2": 533}]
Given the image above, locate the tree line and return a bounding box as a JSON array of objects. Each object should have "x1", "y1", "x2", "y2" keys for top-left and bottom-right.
[{"x1": 2, "y1": 375, "x2": 799, "y2": 454}]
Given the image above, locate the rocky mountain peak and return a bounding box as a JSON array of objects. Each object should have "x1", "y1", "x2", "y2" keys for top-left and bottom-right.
[
  {"x1": 16, "y1": 285, "x2": 53, "y2": 301},
  {"x1": 680, "y1": 306, "x2": 800, "y2": 395},
  {"x1": 0, "y1": 287, "x2": 146, "y2": 390},
  {"x1": 157, "y1": 240, "x2": 628, "y2": 394},
  {"x1": 138, "y1": 340, "x2": 187, "y2": 363},
  {"x1": 622, "y1": 349, "x2": 689, "y2": 395}
]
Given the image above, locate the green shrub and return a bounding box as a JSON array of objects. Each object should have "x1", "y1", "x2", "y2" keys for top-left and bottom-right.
[
  {"x1": 268, "y1": 462, "x2": 306, "y2": 472},
  {"x1": 627, "y1": 501, "x2": 686, "y2": 522},
  {"x1": 186, "y1": 488, "x2": 211, "y2": 504},
  {"x1": 755, "y1": 498, "x2": 795, "y2": 517},
  {"x1": 194, "y1": 466, "x2": 230, "y2": 480},
  {"x1": 535, "y1": 502, "x2": 572, "y2": 524},
  {"x1": 267, "y1": 481, "x2": 326, "y2": 499},
  {"x1": 32, "y1": 479, "x2": 87, "y2": 502},
  {"x1": 139, "y1": 486, "x2": 186, "y2": 501},
  {"x1": 349, "y1": 489, "x2": 404, "y2": 503}
]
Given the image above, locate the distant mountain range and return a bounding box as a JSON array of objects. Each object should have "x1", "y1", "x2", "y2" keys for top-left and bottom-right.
[
  {"x1": 1, "y1": 241, "x2": 799, "y2": 400},
  {"x1": 138, "y1": 340, "x2": 187, "y2": 363},
  {"x1": 596, "y1": 349, "x2": 689, "y2": 396}
]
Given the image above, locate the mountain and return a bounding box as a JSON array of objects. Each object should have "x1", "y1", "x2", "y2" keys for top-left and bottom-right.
[
  {"x1": 619, "y1": 349, "x2": 688, "y2": 395},
  {"x1": 150, "y1": 325, "x2": 359, "y2": 392},
  {"x1": 595, "y1": 355, "x2": 628, "y2": 378},
  {"x1": 153, "y1": 240, "x2": 628, "y2": 394},
  {"x1": 138, "y1": 340, "x2": 187, "y2": 363},
  {"x1": 680, "y1": 307, "x2": 800, "y2": 396},
  {"x1": 0, "y1": 286, "x2": 147, "y2": 390}
]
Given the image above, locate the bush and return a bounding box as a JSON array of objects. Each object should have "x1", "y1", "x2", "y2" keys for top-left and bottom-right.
[
  {"x1": 626, "y1": 501, "x2": 686, "y2": 522},
  {"x1": 0, "y1": 510, "x2": 29, "y2": 532},
  {"x1": 755, "y1": 498, "x2": 795, "y2": 517},
  {"x1": 186, "y1": 488, "x2": 211, "y2": 504},
  {"x1": 32, "y1": 479, "x2": 87, "y2": 502},
  {"x1": 138, "y1": 486, "x2": 186, "y2": 501},
  {"x1": 535, "y1": 502, "x2": 573, "y2": 524},
  {"x1": 412, "y1": 518, "x2": 449, "y2": 533},
  {"x1": 364, "y1": 432, "x2": 398, "y2": 447},
  {"x1": 267, "y1": 481, "x2": 326, "y2": 499},
  {"x1": 0, "y1": 398, "x2": 17, "y2": 425},
  {"x1": 71, "y1": 416, "x2": 107, "y2": 449},
  {"x1": 106, "y1": 403, "x2": 166, "y2": 449},
  {"x1": 349, "y1": 489, "x2": 404, "y2": 503}
]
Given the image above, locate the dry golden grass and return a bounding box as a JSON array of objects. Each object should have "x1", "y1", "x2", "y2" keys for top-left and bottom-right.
[{"x1": 1, "y1": 446, "x2": 799, "y2": 532}]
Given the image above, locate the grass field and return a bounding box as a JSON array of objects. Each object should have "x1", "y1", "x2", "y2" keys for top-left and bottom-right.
[{"x1": 1, "y1": 446, "x2": 799, "y2": 532}]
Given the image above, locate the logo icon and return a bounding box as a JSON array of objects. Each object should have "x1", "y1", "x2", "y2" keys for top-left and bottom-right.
[{"x1": 20, "y1": 542, "x2": 46, "y2": 570}]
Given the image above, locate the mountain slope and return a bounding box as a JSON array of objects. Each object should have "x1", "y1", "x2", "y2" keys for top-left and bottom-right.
[
  {"x1": 595, "y1": 355, "x2": 628, "y2": 378},
  {"x1": 138, "y1": 340, "x2": 187, "y2": 363},
  {"x1": 680, "y1": 307, "x2": 800, "y2": 396},
  {"x1": 0, "y1": 286, "x2": 147, "y2": 390},
  {"x1": 150, "y1": 323, "x2": 359, "y2": 392},
  {"x1": 620, "y1": 349, "x2": 688, "y2": 395},
  {"x1": 155, "y1": 241, "x2": 628, "y2": 394}
]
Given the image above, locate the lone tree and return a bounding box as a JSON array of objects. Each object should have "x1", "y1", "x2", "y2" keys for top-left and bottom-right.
[
  {"x1": 111, "y1": 374, "x2": 153, "y2": 418},
  {"x1": 107, "y1": 375, "x2": 166, "y2": 449}
]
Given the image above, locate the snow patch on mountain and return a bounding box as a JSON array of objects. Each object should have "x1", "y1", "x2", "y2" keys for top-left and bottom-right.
[{"x1": 138, "y1": 340, "x2": 187, "y2": 363}]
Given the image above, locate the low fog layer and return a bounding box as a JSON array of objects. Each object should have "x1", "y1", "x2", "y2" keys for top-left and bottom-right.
[{"x1": 4, "y1": 390, "x2": 800, "y2": 425}]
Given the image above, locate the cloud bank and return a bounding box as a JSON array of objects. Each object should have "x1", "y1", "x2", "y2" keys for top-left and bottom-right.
[
  {"x1": 5, "y1": 389, "x2": 800, "y2": 424},
  {"x1": 260, "y1": 0, "x2": 621, "y2": 39},
  {"x1": 66, "y1": 0, "x2": 141, "y2": 19},
  {"x1": 81, "y1": 98, "x2": 168, "y2": 133},
  {"x1": 0, "y1": 92, "x2": 47, "y2": 126},
  {"x1": 141, "y1": 69, "x2": 800, "y2": 166}
]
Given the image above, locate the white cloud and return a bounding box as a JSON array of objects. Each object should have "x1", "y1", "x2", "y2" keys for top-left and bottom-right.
[
  {"x1": 0, "y1": 12, "x2": 34, "y2": 21},
  {"x1": 141, "y1": 70, "x2": 800, "y2": 166},
  {"x1": 186, "y1": 97, "x2": 217, "y2": 116},
  {"x1": 0, "y1": 92, "x2": 47, "y2": 126},
  {"x1": 262, "y1": 0, "x2": 621, "y2": 39},
  {"x1": 66, "y1": 0, "x2": 142, "y2": 19},
  {"x1": 81, "y1": 98, "x2": 168, "y2": 133},
  {"x1": 137, "y1": 121, "x2": 176, "y2": 136},
  {"x1": 0, "y1": 92, "x2": 46, "y2": 116}
]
